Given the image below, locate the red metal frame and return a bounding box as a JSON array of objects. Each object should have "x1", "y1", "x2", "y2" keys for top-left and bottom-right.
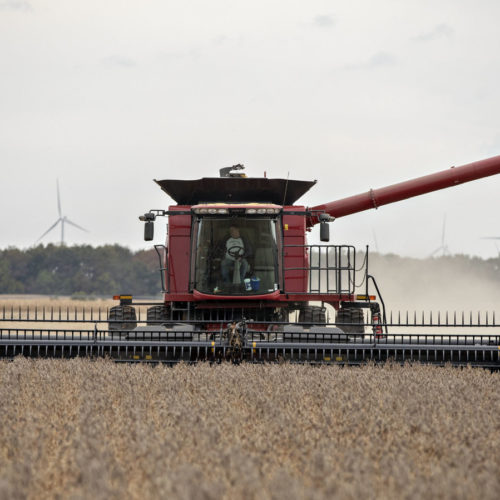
[
  {"x1": 193, "y1": 290, "x2": 281, "y2": 301},
  {"x1": 166, "y1": 206, "x2": 191, "y2": 295},
  {"x1": 164, "y1": 204, "x2": 325, "y2": 308},
  {"x1": 309, "y1": 154, "x2": 500, "y2": 225},
  {"x1": 162, "y1": 154, "x2": 500, "y2": 314}
]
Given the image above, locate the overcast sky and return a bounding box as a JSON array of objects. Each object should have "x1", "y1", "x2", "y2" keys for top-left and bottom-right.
[{"x1": 1, "y1": 0, "x2": 500, "y2": 258}]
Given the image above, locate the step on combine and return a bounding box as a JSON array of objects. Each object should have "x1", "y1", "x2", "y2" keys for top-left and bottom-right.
[{"x1": 3, "y1": 156, "x2": 500, "y2": 367}]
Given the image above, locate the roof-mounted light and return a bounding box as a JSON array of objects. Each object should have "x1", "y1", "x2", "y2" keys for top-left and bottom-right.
[
  {"x1": 245, "y1": 208, "x2": 281, "y2": 214},
  {"x1": 193, "y1": 205, "x2": 280, "y2": 215},
  {"x1": 193, "y1": 207, "x2": 229, "y2": 214}
]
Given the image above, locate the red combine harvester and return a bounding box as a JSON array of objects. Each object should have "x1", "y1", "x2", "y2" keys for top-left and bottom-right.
[{"x1": 2, "y1": 156, "x2": 500, "y2": 366}]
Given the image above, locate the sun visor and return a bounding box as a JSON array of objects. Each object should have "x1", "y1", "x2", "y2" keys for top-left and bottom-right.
[{"x1": 154, "y1": 177, "x2": 317, "y2": 205}]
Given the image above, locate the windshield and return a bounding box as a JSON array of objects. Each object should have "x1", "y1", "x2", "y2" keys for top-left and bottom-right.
[{"x1": 193, "y1": 217, "x2": 279, "y2": 295}]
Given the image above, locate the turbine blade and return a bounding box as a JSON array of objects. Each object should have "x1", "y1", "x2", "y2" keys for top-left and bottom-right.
[
  {"x1": 429, "y1": 246, "x2": 444, "y2": 258},
  {"x1": 57, "y1": 179, "x2": 62, "y2": 217},
  {"x1": 65, "y1": 219, "x2": 88, "y2": 232},
  {"x1": 371, "y1": 229, "x2": 379, "y2": 253},
  {"x1": 36, "y1": 219, "x2": 61, "y2": 243}
]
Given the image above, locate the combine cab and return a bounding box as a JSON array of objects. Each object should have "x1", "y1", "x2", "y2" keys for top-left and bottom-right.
[
  {"x1": 132, "y1": 165, "x2": 372, "y2": 328},
  {"x1": 2, "y1": 158, "x2": 500, "y2": 366}
]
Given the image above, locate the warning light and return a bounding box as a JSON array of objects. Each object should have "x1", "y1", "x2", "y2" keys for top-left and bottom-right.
[{"x1": 356, "y1": 295, "x2": 376, "y2": 301}]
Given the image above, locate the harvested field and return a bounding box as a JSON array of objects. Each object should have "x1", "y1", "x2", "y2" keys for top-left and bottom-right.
[
  {"x1": 0, "y1": 295, "x2": 149, "y2": 330},
  {"x1": 0, "y1": 360, "x2": 498, "y2": 499},
  {"x1": 0, "y1": 295, "x2": 115, "y2": 308}
]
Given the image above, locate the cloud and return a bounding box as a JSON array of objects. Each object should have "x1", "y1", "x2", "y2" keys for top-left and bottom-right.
[
  {"x1": 101, "y1": 55, "x2": 137, "y2": 68},
  {"x1": 313, "y1": 15, "x2": 335, "y2": 28},
  {"x1": 211, "y1": 35, "x2": 228, "y2": 46},
  {"x1": 413, "y1": 24, "x2": 454, "y2": 42},
  {"x1": 343, "y1": 51, "x2": 397, "y2": 70},
  {"x1": 0, "y1": 1, "x2": 32, "y2": 11},
  {"x1": 480, "y1": 135, "x2": 500, "y2": 157},
  {"x1": 159, "y1": 48, "x2": 202, "y2": 61}
]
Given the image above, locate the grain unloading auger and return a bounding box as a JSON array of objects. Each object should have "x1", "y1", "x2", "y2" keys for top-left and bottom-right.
[{"x1": 2, "y1": 156, "x2": 500, "y2": 367}]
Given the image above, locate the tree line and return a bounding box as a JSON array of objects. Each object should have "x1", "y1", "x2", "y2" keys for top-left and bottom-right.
[
  {"x1": 1, "y1": 244, "x2": 500, "y2": 300},
  {"x1": 0, "y1": 245, "x2": 161, "y2": 297}
]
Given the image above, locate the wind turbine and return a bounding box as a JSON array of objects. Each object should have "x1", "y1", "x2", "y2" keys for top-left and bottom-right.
[
  {"x1": 429, "y1": 214, "x2": 449, "y2": 257},
  {"x1": 480, "y1": 236, "x2": 500, "y2": 258},
  {"x1": 372, "y1": 229, "x2": 380, "y2": 253},
  {"x1": 36, "y1": 180, "x2": 88, "y2": 245}
]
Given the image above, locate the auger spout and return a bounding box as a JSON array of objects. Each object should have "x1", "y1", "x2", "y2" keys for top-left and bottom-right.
[{"x1": 308, "y1": 154, "x2": 500, "y2": 226}]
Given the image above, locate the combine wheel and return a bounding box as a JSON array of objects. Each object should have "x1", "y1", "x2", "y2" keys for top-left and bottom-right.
[
  {"x1": 336, "y1": 308, "x2": 365, "y2": 335},
  {"x1": 299, "y1": 306, "x2": 326, "y2": 326},
  {"x1": 147, "y1": 305, "x2": 170, "y2": 325},
  {"x1": 108, "y1": 305, "x2": 137, "y2": 333}
]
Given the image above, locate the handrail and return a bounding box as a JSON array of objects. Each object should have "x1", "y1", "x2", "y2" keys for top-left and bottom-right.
[
  {"x1": 154, "y1": 244, "x2": 168, "y2": 293},
  {"x1": 283, "y1": 244, "x2": 357, "y2": 295}
]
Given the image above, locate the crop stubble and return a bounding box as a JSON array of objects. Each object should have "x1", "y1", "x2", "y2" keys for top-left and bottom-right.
[
  {"x1": 0, "y1": 296, "x2": 148, "y2": 331},
  {"x1": 0, "y1": 360, "x2": 498, "y2": 500}
]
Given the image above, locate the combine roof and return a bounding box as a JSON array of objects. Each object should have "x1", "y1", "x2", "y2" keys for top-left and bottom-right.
[{"x1": 154, "y1": 177, "x2": 317, "y2": 205}]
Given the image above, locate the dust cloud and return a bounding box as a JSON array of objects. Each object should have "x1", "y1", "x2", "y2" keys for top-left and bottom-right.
[
  {"x1": 311, "y1": 250, "x2": 500, "y2": 330},
  {"x1": 367, "y1": 253, "x2": 500, "y2": 316}
]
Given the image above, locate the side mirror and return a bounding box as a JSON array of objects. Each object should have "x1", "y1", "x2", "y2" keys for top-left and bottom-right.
[
  {"x1": 320, "y1": 221, "x2": 330, "y2": 242},
  {"x1": 144, "y1": 221, "x2": 154, "y2": 241}
]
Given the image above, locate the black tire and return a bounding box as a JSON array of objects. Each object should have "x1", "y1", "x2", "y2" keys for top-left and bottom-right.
[
  {"x1": 336, "y1": 308, "x2": 365, "y2": 334},
  {"x1": 146, "y1": 305, "x2": 170, "y2": 325},
  {"x1": 299, "y1": 305, "x2": 326, "y2": 326},
  {"x1": 108, "y1": 305, "x2": 137, "y2": 332}
]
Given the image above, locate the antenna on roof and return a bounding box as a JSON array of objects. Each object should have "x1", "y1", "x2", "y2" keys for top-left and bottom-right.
[{"x1": 282, "y1": 172, "x2": 290, "y2": 206}]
